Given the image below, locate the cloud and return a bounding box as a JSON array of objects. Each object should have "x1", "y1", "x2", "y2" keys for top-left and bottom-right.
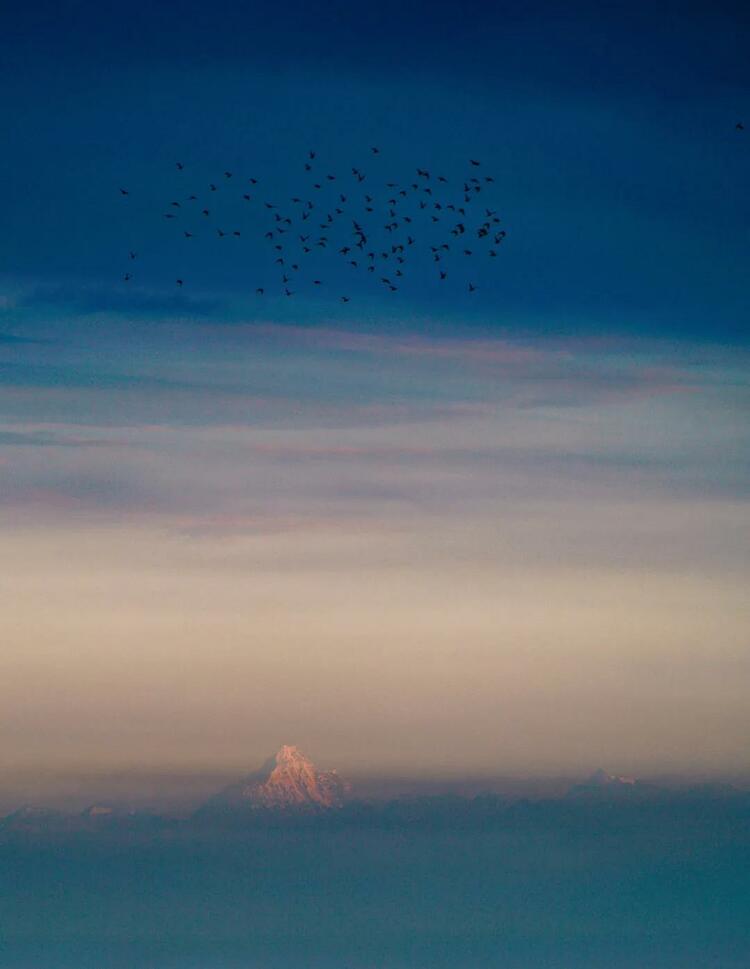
[{"x1": 19, "y1": 283, "x2": 225, "y2": 318}]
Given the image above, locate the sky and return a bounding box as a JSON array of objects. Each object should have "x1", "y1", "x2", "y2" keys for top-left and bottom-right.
[{"x1": 0, "y1": 0, "x2": 749, "y2": 781}]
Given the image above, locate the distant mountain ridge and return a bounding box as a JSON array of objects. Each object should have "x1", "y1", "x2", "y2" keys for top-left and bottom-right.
[{"x1": 3, "y1": 755, "x2": 749, "y2": 834}]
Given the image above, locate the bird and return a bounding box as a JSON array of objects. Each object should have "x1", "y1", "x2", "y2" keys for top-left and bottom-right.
[
  {"x1": 371, "y1": 146, "x2": 380, "y2": 154},
  {"x1": 176, "y1": 279, "x2": 184, "y2": 287},
  {"x1": 470, "y1": 159, "x2": 480, "y2": 166},
  {"x1": 341, "y1": 296, "x2": 350, "y2": 302},
  {"x1": 256, "y1": 288, "x2": 264, "y2": 295},
  {"x1": 119, "y1": 188, "x2": 129, "y2": 195},
  {"x1": 123, "y1": 273, "x2": 132, "y2": 281},
  {"x1": 176, "y1": 162, "x2": 184, "y2": 170},
  {"x1": 224, "y1": 171, "x2": 233, "y2": 178},
  {"x1": 737, "y1": 122, "x2": 745, "y2": 130},
  {"x1": 128, "y1": 251, "x2": 137, "y2": 260},
  {"x1": 468, "y1": 282, "x2": 476, "y2": 292}
]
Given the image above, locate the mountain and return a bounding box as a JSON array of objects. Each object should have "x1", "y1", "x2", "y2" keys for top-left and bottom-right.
[
  {"x1": 0, "y1": 804, "x2": 67, "y2": 833},
  {"x1": 198, "y1": 745, "x2": 351, "y2": 815},
  {"x1": 566, "y1": 768, "x2": 644, "y2": 799}
]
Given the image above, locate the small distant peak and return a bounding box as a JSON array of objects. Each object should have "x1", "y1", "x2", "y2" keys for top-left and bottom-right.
[
  {"x1": 566, "y1": 768, "x2": 640, "y2": 799},
  {"x1": 81, "y1": 804, "x2": 115, "y2": 818},
  {"x1": 587, "y1": 768, "x2": 636, "y2": 787}
]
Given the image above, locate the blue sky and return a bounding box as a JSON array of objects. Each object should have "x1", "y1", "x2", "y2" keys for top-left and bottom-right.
[{"x1": 0, "y1": 0, "x2": 748, "y2": 774}]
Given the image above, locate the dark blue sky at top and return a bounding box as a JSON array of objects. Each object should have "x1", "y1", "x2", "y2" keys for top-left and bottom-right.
[{"x1": 1, "y1": 0, "x2": 748, "y2": 343}]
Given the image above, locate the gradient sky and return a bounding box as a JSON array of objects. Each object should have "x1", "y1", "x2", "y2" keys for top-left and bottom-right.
[{"x1": 1, "y1": 0, "x2": 748, "y2": 779}]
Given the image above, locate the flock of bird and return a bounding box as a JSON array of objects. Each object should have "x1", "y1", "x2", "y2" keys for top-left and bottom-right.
[{"x1": 118, "y1": 148, "x2": 508, "y2": 303}]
